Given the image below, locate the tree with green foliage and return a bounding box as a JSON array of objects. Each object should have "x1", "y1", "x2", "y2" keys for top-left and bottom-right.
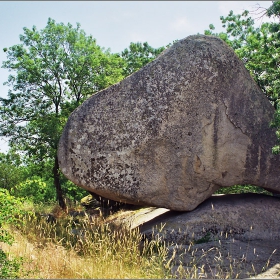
[
  {"x1": 204, "y1": 1, "x2": 280, "y2": 153},
  {"x1": 0, "y1": 151, "x2": 25, "y2": 191},
  {"x1": 10, "y1": 176, "x2": 56, "y2": 203},
  {"x1": 0, "y1": 18, "x2": 125, "y2": 209},
  {"x1": 121, "y1": 42, "x2": 165, "y2": 76},
  {"x1": 17, "y1": 157, "x2": 87, "y2": 203},
  {"x1": 267, "y1": 0, "x2": 280, "y2": 18},
  {"x1": 265, "y1": 1, "x2": 280, "y2": 153}
]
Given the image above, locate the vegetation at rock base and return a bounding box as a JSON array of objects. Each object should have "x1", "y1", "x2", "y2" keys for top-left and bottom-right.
[
  {"x1": 1, "y1": 200, "x2": 279, "y2": 279},
  {"x1": 214, "y1": 184, "x2": 273, "y2": 195},
  {"x1": 1, "y1": 201, "x2": 171, "y2": 279},
  {"x1": 1, "y1": 2, "x2": 280, "y2": 278}
]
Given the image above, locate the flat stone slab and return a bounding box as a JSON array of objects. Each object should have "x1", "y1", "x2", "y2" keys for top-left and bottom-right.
[
  {"x1": 105, "y1": 206, "x2": 170, "y2": 230},
  {"x1": 140, "y1": 194, "x2": 280, "y2": 243},
  {"x1": 105, "y1": 193, "x2": 280, "y2": 279},
  {"x1": 107, "y1": 193, "x2": 280, "y2": 244},
  {"x1": 167, "y1": 239, "x2": 280, "y2": 279},
  {"x1": 107, "y1": 194, "x2": 280, "y2": 243},
  {"x1": 105, "y1": 194, "x2": 280, "y2": 279}
]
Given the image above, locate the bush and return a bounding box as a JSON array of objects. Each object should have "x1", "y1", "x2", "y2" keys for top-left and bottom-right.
[
  {"x1": 11, "y1": 176, "x2": 56, "y2": 203},
  {"x1": 271, "y1": 104, "x2": 280, "y2": 154},
  {"x1": 0, "y1": 250, "x2": 22, "y2": 279},
  {"x1": 61, "y1": 179, "x2": 88, "y2": 202},
  {"x1": 214, "y1": 184, "x2": 272, "y2": 195},
  {"x1": 0, "y1": 189, "x2": 25, "y2": 243},
  {"x1": 0, "y1": 188, "x2": 25, "y2": 278},
  {"x1": 0, "y1": 151, "x2": 26, "y2": 191}
]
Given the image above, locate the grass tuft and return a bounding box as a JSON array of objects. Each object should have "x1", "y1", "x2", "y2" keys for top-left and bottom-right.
[{"x1": 1, "y1": 206, "x2": 171, "y2": 279}]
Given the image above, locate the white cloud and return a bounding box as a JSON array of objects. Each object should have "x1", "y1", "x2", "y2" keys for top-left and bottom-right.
[
  {"x1": 170, "y1": 17, "x2": 192, "y2": 33},
  {"x1": 218, "y1": 2, "x2": 242, "y2": 15},
  {"x1": 218, "y1": 1, "x2": 271, "y2": 16},
  {"x1": 218, "y1": 1, "x2": 276, "y2": 27},
  {"x1": 129, "y1": 31, "x2": 147, "y2": 43},
  {"x1": 218, "y1": 1, "x2": 256, "y2": 15}
]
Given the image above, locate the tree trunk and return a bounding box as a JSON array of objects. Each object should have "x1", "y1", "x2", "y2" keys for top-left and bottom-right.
[{"x1": 53, "y1": 154, "x2": 66, "y2": 210}]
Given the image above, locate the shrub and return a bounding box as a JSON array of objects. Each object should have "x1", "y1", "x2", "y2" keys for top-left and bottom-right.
[
  {"x1": 0, "y1": 188, "x2": 25, "y2": 278},
  {"x1": 61, "y1": 179, "x2": 88, "y2": 202},
  {"x1": 214, "y1": 184, "x2": 272, "y2": 195},
  {"x1": 0, "y1": 188, "x2": 24, "y2": 244},
  {"x1": 11, "y1": 176, "x2": 56, "y2": 203},
  {"x1": 0, "y1": 250, "x2": 22, "y2": 279}
]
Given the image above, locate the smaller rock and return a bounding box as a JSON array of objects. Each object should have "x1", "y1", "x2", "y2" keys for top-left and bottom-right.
[
  {"x1": 110, "y1": 194, "x2": 280, "y2": 244},
  {"x1": 71, "y1": 228, "x2": 86, "y2": 240},
  {"x1": 105, "y1": 193, "x2": 280, "y2": 279},
  {"x1": 80, "y1": 194, "x2": 100, "y2": 209},
  {"x1": 140, "y1": 194, "x2": 280, "y2": 244},
  {"x1": 250, "y1": 263, "x2": 280, "y2": 279}
]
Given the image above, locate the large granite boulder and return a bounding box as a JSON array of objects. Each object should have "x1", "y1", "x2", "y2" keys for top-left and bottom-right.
[{"x1": 58, "y1": 35, "x2": 280, "y2": 211}]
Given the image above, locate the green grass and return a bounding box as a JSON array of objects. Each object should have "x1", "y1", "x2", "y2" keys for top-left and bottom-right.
[{"x1": 214, "y1": 184, "x2": 273, "y2": 195}]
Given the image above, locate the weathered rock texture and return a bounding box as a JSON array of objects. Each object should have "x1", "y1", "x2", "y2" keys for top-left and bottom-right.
[
  {"x1": 103, "y1": 194, "x2": 280, "y2": 279},
  {"x1": 138, "y1": 194, "x2": 280, "y2": 243},
  {"x1": 58, "y1": 35, "x2": 280, "y2": 211}
]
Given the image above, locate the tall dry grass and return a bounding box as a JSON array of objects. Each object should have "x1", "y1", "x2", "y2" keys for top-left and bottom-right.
[
  {"x1": 1, "y1": 202, "x2": 279, "y2": 279},
  {"x1": 1, "y1": 208, "x2": 171, "y2": 279}
]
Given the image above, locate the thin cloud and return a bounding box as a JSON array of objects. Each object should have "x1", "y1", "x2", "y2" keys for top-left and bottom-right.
[
  {"x1": 170, "y1": 17, "x2": 193, "y2": 33},
  {"x1": 218, "y1": 1, "x2": 275, "y2": 26},
  {"x1": 218, "y1": 1, "x2": 266, "y2": 16},
  {"x1": 218, "y1": 1, "x2": 247, "y2": 15},
  {"x1": 129, "y1": 31, "x2": 147, "y2": 43}
]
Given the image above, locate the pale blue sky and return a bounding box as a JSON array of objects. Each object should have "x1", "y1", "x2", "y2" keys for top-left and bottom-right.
[{"x1": 0, "y1": 1, "x2": 274, "y2": 152}]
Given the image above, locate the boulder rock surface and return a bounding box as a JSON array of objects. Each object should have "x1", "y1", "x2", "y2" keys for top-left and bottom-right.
[
  {"x1": 137, "y1": 194, "x2": 280, "y2": 243},
  {"x1": 106, "y1": 193, "x2": 280, "y2": 279},
  {"x1": 58, "y1": 35, "x2": 280, "y2": 211}
]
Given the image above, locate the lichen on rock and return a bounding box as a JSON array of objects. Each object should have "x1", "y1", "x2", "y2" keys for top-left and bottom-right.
[{"x1": 58, "y1": 35, "x2": 280, "y2": 211}]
